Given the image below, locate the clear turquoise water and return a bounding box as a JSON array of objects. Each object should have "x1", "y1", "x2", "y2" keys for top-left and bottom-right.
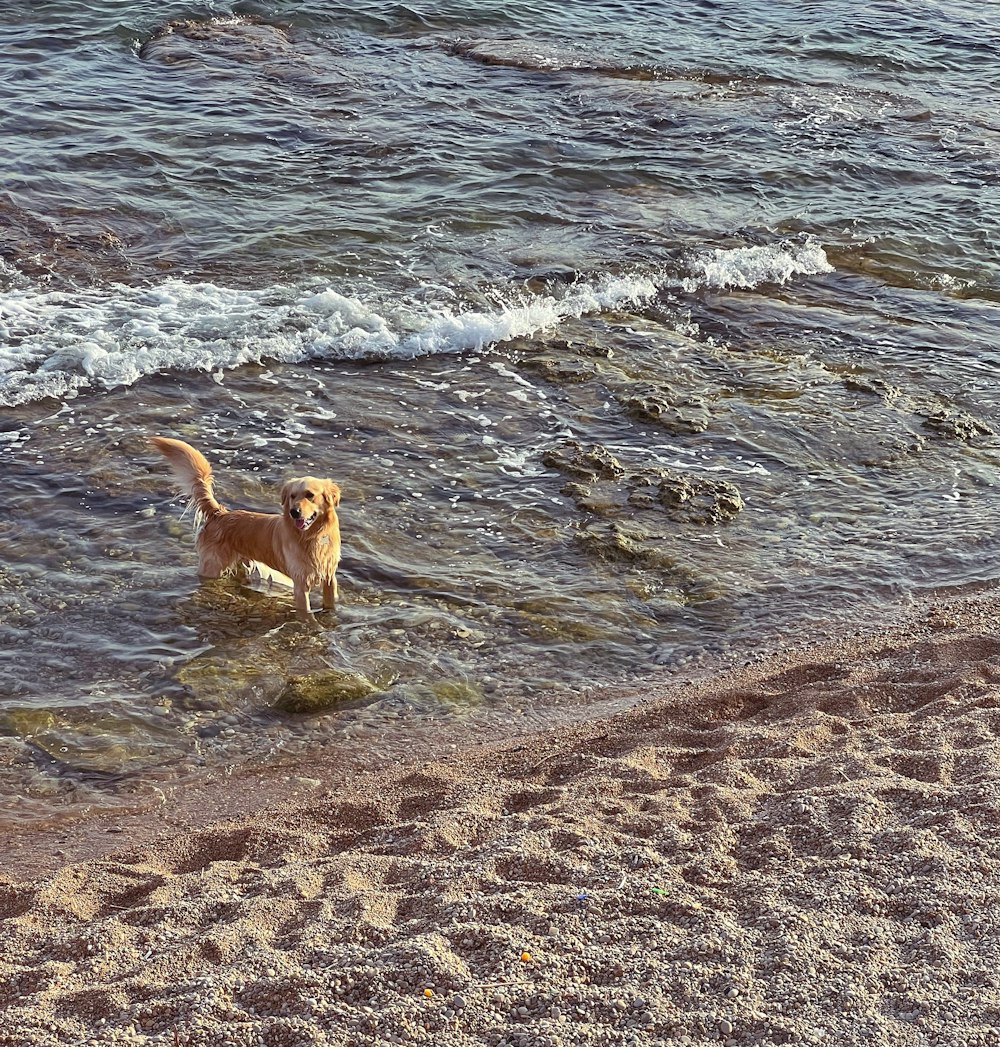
[{"x1": 2, "y1": 1, "x2": 999, "y2": 824}]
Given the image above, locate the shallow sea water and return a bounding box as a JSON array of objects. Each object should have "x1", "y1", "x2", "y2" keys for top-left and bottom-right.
[{"x1": 2, "y1": 0, "x2": 1000, "y2": 825}]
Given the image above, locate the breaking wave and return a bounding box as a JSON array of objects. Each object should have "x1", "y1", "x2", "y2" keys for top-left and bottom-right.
[
  {"x1": 0, "y1": 273, "x2": 658, "y2": 407},
  {"x1": 680, "y1": 239, "x2": 834, "y2": 292},
  {"x1": 0, "y1": 239, "x2": 837, "y2": 407}
]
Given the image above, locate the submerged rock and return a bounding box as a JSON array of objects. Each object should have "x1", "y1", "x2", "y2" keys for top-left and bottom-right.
[
  {"x1": 449, "y1": 39, "x2": 665, "y2": 82},
  {"x1": 577, "y1": 522, "x2": 673, "y2": 568},
  {"x1": 620, "y1": 388, "x2": 713, "y2": 434},
  {"x1": 559, "y1": 481, "x2": 620, "y2": 516},
  {"x1": 857, "y1": 433, "x2": 926, "y2": 468},
  {"x1": 844, "y1": 377, "x2": 994, "y2": 449},
  {"x1": 628, "y1": 468, "x2": 745, "y2": 524},
  {"x1": 546, "y1": 337, "x2": 615, "y2": 359},
  {"x1": 842, "y1": 375, "x2": 903, "y2": 402},
  {"x1": 274, "y1": 670, "x2": 384, "y2": 715},
  {"x1": 138, "y1": 16, "x2": 297, "y2": 66},
  {"x1": 921, "y1": 408, "x2": 994, "y2": 443},
  {"x1": 542, "y1": 441, "x2": 744, "y2": 526},
  {"x1": 507, "y1": 332, "x2": 616, "y2": 387},
  {"x1": 541, "y1": 441, "x2": 625, "y2": 482},
  {"x1": 0, "y1": 202, "x2": 137, "y2": 287},
  {"x1": 576, "y1": 524, "x2": 724, "y2": 604},
  {"x1": 516, "y1": 355, "x2": 600, "y2": 385}
]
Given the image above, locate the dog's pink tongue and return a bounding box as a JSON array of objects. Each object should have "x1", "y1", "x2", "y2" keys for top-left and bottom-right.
[{"x1": 296, "y1": 519, "x2": 307, "y2": 530}]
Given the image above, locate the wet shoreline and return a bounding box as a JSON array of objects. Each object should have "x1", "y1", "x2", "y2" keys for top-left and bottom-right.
[{"x1": 0, "y1": 577, "x2": 946, "y2": 881}]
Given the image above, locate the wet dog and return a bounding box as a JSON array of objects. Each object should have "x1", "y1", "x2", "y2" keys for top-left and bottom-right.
[{"x1": 150, "y1": 436, "x2": 341, "y2": 618}]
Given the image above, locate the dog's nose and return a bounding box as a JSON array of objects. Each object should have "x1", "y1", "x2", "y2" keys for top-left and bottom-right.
[{"x1": 290, "y1": 507, "x2": 301, "y2": 519}]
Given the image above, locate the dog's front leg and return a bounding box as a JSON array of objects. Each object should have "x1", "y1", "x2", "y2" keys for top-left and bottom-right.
[
  {"x1": 322, "y1": 576, "x2": 338, "y2": 611},
  {"x1": 293, "y1": 583, "x2": 313, "y2": 620}
]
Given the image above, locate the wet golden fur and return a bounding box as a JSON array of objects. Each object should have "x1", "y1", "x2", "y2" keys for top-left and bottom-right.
[{"x1": 150, "y1": 436, "x2": 341, "y2": 618}]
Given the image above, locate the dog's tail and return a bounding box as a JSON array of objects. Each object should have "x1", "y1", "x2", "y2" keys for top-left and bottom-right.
[{"x1": 150, "y1": 436, "x2": 225, "y2": 521}]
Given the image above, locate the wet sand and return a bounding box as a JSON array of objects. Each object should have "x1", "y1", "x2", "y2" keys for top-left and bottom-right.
[{"x1": 2, "y1": 590, "x2": 1000, "y2": 1046}]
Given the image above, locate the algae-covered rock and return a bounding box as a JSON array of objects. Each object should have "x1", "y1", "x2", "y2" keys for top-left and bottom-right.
[
  {"x1": 2, "y1": 704, "x2": 161, "y2": 781},
  {"x1": 274, "y1": 670, "x2": 385, "y2": 714},
  {"x1": 842, "y1": 375, "x2": 903, "y2": 402},
  {"x1": 1, "y1": 708, "x2": 59, "y2": 737},
  {"x1": 515, "y1": 611, "x2": 611, "y2": 644},
  {"x1": 577, "y1": 522, "x2": 676, "y2": 568},
  {"x1": 541, "y1": 441, "x2": 625, "y2": 482},
  {"x1": 628, "y1": 469, "x2": 744, "y2": 524},
  {"x1": 620, "y1": 389, "x2": 712, "y2": 434},
  {"x1": 178, "y1": 660, "x2": 275, "y2": 709},
  {"x1": 921, "y1": 409, "x2": 994, "y2": 443},
  {"x1": 517, "y1": 356, "x2": 599, "y2": 385},
  {"x1": 431, "y1": 680, "x2": 483, "y2": 706}
]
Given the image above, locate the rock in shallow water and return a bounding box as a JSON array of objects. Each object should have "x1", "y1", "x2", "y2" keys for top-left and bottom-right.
[
  {"x1": 273, "y1": 670, "x2": 384, "y2": 714},
  {"x1": 138, "y1": 17, "x2": 297, "y2": 67},
  {"x1": 541, "y1": 441, "x2": 625, "y2": 482},
  {"x1": 619, "y1": 388, "x2": 713, "y2": 435}
]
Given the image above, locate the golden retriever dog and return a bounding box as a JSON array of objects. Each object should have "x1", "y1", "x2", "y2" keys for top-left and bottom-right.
[{"x1": 150, "y1": 436, "x2": 341, "y2": 618}]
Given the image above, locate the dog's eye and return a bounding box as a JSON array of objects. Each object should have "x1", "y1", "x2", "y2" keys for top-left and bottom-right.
[{"x1": 303, "y1": 490, "x2": 314, "y2": 500}]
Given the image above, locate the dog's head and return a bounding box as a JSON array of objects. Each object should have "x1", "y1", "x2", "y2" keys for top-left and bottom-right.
[{"x1": 280, "y1": 477, "x2": 341, "y2": 532}]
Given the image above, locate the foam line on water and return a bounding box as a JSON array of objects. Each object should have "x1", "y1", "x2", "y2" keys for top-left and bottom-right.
[
  {"x1": 0, "y1": 274, "x2": 658, "y2": 407},
  {"x1": 0, "y1": 243, "x2": 836, "y2": 407}
]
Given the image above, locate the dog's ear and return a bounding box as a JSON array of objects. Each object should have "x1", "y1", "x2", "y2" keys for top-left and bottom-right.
[
  {"x1": 280, "y1": 481, "x2": 294, "y2": 509},
  {"x1": 324, "y1": 481, "x2": 341, "y2": 508}
]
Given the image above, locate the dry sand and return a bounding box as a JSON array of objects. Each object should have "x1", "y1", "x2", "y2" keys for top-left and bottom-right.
[{"x1": 2, "y1": 592, "x2": 1000, "y2": 1047}]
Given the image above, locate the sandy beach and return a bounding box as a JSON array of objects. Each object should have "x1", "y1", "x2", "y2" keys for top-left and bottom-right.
[{"x1": 2, "y1": 590, "x2": 999, "y2": 1047}]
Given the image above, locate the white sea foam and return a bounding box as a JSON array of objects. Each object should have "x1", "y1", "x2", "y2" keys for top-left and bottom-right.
[
  {"x1": 681, "y1": 239, "x2": 834, "y2": 292},
  {"x1": 0, "y1": 273, "x2": 658, "y2": 407},
  {"x1": 0, "y1": 248, "x2": 836, "y2": 407}
]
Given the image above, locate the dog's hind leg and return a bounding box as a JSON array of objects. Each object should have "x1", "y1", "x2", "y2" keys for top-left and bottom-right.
[{"x1": 197, "y1": 544, "x2": 236, "y2": 580}]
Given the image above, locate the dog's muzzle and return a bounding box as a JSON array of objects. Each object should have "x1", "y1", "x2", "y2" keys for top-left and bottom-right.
[{"x1": 290, "y1": 508, "x2": 317, "y2": 531}]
